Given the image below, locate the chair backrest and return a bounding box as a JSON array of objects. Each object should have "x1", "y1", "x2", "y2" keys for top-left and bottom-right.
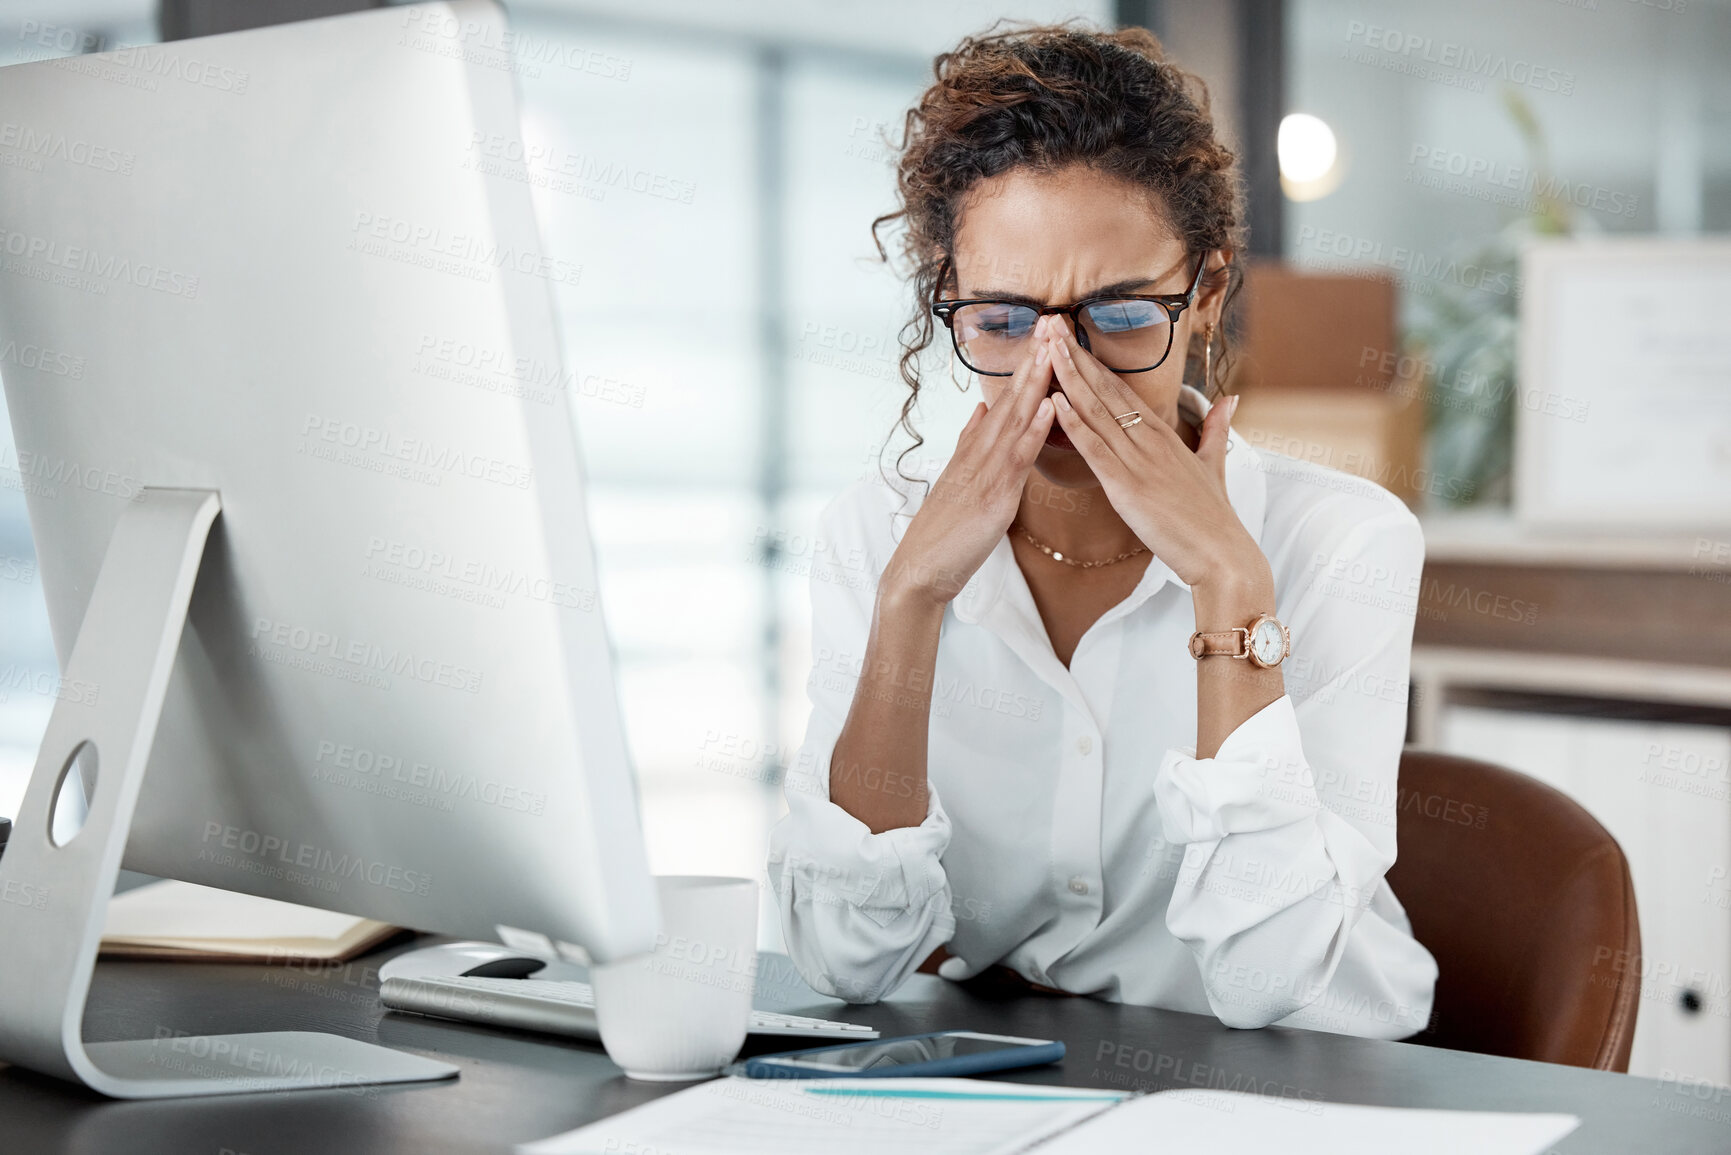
[{"x1": 1388, "y1": 750, "x2": 1641, "y2": 1071}]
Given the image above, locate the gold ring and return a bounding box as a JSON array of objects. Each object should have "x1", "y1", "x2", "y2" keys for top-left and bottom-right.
[{"x1": 1115, "y1": 411, "x2": 1143, "y2": 429}]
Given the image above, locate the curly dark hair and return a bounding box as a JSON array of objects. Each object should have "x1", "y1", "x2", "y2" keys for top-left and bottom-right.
[{"x1": 871, "y1": 21, "x2": 1247, "y2": 478}]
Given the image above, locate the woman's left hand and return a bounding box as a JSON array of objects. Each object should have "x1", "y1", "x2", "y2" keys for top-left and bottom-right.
[{"x1": 1044, "y1": 318, "x2": 1266, "y2": 593}]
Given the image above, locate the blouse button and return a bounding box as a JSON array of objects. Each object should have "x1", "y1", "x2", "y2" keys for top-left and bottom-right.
[
  {"x1": 1076, "y1": 736, "x2": 1093, "y2": 755},
  {"x1": 1068, "y1": 876, "x2": 1089, "y2": 896}
]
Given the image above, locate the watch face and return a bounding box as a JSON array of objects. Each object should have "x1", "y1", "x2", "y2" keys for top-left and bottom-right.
[{"x1": 1251, "y1": 619, "x2": 1286, "y2": 666}]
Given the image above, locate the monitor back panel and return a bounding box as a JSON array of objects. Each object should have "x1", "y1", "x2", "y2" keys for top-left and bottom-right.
[{"x1": 0, "y1": 2, "x2": 657, "y2": 959}]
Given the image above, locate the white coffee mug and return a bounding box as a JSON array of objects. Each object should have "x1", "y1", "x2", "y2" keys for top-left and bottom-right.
[{"x1": 589, "y1": 875, "x2": 758, "y2": 1081}]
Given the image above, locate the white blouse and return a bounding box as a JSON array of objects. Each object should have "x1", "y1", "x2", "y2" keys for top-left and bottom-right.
[{"x1": 768, "y1": 392, "x2": 1440, "y2": 1039}]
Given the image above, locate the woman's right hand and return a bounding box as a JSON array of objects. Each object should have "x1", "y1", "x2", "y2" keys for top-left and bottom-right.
[{"x1": 883, "y1": 316, "x2": 1058, "y2": 606}]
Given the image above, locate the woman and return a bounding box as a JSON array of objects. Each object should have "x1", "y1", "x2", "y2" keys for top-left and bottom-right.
[{"x1": 768, "y1": 22, "x2": 1438, "y2": 1038}]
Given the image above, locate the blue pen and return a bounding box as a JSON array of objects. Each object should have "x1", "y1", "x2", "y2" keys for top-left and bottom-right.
[{"x1": 799, "y1": 1086, "x2": 1129, "y2": 1103}]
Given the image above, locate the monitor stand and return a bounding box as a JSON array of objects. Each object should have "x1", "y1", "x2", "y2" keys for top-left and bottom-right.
[{"x1": 0, "y1": 488, "x2": 459, "y2": 1098}]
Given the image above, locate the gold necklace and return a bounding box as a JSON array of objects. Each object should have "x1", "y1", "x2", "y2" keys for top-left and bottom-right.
[{"x1": 1012, "y1": 521, "x2": 1148, "y2": 569}]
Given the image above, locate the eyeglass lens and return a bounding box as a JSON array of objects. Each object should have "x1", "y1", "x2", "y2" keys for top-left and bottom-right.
[{"x1": 949, "y1": 299, "x2": 1174, "y2": 374}]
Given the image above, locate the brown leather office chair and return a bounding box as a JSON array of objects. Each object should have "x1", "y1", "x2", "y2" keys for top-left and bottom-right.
[
  {"x1": 922, "y1": 750, "x2": 1641, "y2": 1069},
  {"x1": 1389, "y1": 750, "x2": 1641, "y2": 1072}
]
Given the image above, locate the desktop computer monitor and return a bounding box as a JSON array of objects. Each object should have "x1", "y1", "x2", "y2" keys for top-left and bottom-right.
[{"x1": 0, "y1": 1, "x2": 658, "y2": 1096}]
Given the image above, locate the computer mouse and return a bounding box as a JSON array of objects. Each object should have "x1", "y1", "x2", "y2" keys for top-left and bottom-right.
[{"x1": 378, "y1": 941, "x2": 554, "y2": 983}]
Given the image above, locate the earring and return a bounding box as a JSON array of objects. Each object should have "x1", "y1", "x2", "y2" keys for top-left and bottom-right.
[
  {"x1": 948, "y1": 352, "x2": 970, "y2": 393},
  {"x1": 1202, "y1": 322, "x2": 1215, "y2": 396}
]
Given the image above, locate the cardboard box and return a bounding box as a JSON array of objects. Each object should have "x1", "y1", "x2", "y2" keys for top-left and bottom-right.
[
  {"x1": 1232, "y1": 388, "x2": 1427, "y2": 506},
  {"x1": 1233, "y1": 262, "x2": 1400, "y2": 393},
  {"x1": 1227, "y1": 262, "x2": 1428, "y2": 507}
]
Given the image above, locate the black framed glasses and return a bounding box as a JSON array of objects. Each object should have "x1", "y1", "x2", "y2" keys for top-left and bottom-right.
[{"x1": 931, "y1": 254, "x2": 1209, "y2": 377}]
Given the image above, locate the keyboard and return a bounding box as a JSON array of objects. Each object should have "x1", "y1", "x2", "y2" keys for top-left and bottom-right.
[{"x1": 379, "y1": 974, "x2": 879, "y2": 1042}]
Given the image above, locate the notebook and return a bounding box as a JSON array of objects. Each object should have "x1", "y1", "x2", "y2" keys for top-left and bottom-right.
[{"x1": 101, "y1": 879, "x2": 399, "y2": 962}]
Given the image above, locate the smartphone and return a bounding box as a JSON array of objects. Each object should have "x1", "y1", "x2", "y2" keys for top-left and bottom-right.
[{"x1": 740, "y1": 1030, "x2": 1064, "y2": 1080}]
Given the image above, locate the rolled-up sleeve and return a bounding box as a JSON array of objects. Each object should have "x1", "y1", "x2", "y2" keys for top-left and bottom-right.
[
  {"x1": 767, "y1": 487, "x2": 957, "y2": 1003},
  {"x1": 1153, "y1": 500, "x2": 1438, "y2": 1036}
]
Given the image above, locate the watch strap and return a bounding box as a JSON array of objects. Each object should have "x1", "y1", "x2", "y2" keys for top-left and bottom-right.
[{"x1": 1187, "y1": 628, "x2": 1248, "y2": 660}]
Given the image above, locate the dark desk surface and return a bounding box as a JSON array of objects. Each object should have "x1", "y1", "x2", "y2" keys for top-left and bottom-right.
[{"x1": 5, "y1": 937, "x2": 1728, "y2": 1154}]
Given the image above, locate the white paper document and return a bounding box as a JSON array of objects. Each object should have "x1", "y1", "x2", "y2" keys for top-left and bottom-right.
[
  {"x1": 520, "y1": 1078, "x2": 1581, "y2": 1155},
  {"x1": 1037, "y1": 1088, "x2": 1580, "y2": 1155},
  {"x1": 516, "y1": 1077, "x2": 1128, "y2": 1155}
]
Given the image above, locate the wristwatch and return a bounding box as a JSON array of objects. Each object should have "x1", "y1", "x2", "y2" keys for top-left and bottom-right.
[{"x1": 1188, "y1": 613, "x2": 1290, "y2": 669}]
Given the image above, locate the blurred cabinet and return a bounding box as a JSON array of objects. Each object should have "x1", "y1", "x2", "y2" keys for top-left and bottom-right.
[
  {"x1": 1438, "y1": 706, "x2": 1731, "y2": 1086},
  {"x1": 1411, "y1": 515, "x2": 1731, "y2": 1085}
]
